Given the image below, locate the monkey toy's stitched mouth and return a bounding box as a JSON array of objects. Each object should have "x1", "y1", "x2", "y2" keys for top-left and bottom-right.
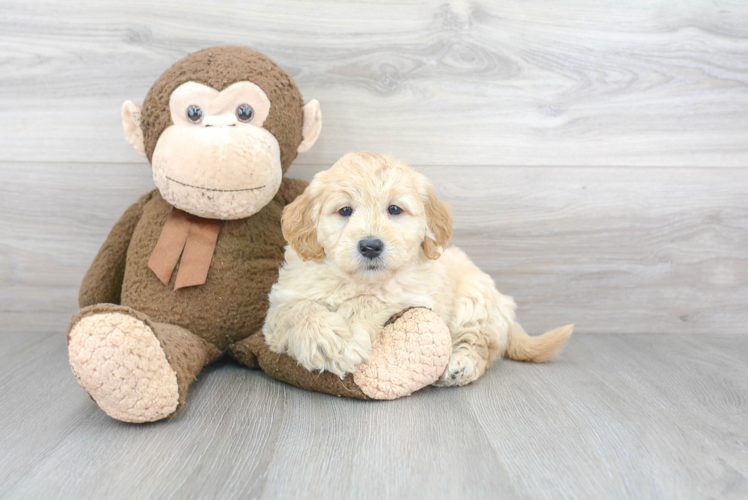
[{"x1": 166, "y1": 176, "x2": 265, "y2": 193}]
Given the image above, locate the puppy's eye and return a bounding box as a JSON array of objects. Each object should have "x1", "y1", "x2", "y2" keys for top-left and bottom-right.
[
  {"x1": 186, "y1": 105, "x2": 203, "y2": 123},
  {"x1": 388, "y1": 205, "x2": 403, "y2": 215},
  {"x1": 338, "y1": 207, "x2": 353, "y2": 217}
]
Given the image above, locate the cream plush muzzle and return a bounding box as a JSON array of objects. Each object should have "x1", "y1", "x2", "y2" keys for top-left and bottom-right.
[{"x1": 152, "y1": 123, "x2": 282, "y2": 220}]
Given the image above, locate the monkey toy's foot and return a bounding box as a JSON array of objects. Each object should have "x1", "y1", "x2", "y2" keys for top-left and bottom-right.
[
  {"x1": 67, "y1": 304, "x2": 219, "y2": 423},
  {"x1": 68, "y1": 305, "x2": 179, "y2": 423},
  {"x1": 353, "y1": 308, "x2": 452, "y2": 400}
]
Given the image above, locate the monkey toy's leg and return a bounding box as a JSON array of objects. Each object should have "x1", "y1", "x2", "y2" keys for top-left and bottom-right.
[
  {"x1": 228, "y1": 308, "x2": 452, "y2": 401},
  {"x1": 67, "y1": 304, "x2": 221, "y2": 423}
]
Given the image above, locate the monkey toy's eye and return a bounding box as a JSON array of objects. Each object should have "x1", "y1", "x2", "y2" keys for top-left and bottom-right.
[
  {"x1": 338, "y1": 207, "x2": 353, "y2": 217},
  {"x1": 388, "y1": 205, "x2": 403, "y2": 215},
  {"x1": 236, "y1": 103, "x2": 254, "y2": 123},
  {"x1": 186, "y1": 105, "x2": 203, "y2": 123}
]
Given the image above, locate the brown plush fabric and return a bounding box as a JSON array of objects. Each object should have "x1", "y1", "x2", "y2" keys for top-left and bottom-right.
[
  {"x1": 241, "y1": 332, "x2": 373, "y2": 400},
  {"x1": 139, "y1": 46, "x2": 304, "y2": 173},
  {"x1": 273, "y1": 177, "x2": 308, "y2": 206},
  {"x1": 151, "y1": 320, "x2": 222, "y2": 411},
  {"x1": 227, "y1": 333, "x2": 260, "y2": 370},
  {"x1": 79, "y1": 191, "x2": 156, "y2": 307}
]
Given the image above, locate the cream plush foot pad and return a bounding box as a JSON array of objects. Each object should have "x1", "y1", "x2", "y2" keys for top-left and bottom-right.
[
  {"x1": 354, "y1": 308, "x2": 452, "y2": 400},
  {"x1": 68, "y1": 312, "x2": 179, "y2": 423}
]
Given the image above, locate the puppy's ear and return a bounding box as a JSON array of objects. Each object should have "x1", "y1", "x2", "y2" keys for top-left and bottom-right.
[
  {"x1": 422, "y1": 185, "x2": 453, "y2": 260},
  {"x1": 282, "y1": 189, "x2": 325, "y2": 261}
]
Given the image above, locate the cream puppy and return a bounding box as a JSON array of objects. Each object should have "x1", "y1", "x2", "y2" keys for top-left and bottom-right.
[{"x1": 263, "y1": 152, "x2": 573, "y2": 386}]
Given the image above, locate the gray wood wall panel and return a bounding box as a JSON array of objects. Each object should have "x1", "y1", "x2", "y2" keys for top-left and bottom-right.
[
  {"x1": 1, "y1": 0, "x2": 748, "y2": 167},
  {"x1": 1, "y1": 1, "x2": 747, "y2": 334},
  {"x1": 1, "y1": 162, "x2": 746, "y2": 335}
]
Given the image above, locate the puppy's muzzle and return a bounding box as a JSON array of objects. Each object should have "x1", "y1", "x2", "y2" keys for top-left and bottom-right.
[{"x1": 358, "y1": 238, "x2": 384, "y2": 260}]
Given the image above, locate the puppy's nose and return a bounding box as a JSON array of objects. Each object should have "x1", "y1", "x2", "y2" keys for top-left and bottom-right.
[{"x1": 359, "y1": 238, "x2": 384, "y2": 259}]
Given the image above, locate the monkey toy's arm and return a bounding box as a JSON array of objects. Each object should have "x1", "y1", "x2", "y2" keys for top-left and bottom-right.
[{"x1": 79, "y1": 191, "x2": 156, "y2": 307}]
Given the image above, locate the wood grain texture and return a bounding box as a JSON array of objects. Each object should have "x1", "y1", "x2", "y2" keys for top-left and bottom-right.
[
  {"x1": 465, "y1": 334, "x2": 748, "y2": 500},
  {"x1": 1, "y1": 332, "x2": 746, "y2": 499},
  {"x1": 1, "y1": 0, "x2": 748, "y2": 166},
  {"x1": 2, "y1": 162, "x2": 746, "y2": 335}
]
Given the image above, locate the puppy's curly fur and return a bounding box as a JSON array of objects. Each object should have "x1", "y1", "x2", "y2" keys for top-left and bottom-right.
[{"x1": 263, "y1": 152, "x2": 573, "y2": 386}]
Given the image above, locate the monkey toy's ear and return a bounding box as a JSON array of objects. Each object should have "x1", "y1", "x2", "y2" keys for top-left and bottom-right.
[
  {"x1": 121, "y1": 100, "x2": 147, "y2": 158},
  {"x1": 297, "y1": 99, "x2": 322, "y2": 153}
]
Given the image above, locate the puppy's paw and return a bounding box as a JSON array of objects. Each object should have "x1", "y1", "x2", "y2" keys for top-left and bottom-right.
[
  {"x1": 324, "y1": 341, "x2": 370, "y2": 378},
  {"x1": 434, "y1": 352, "x2": 480, "y2": 387},
  {"x1": 288, "y1": 325, "x2": 371, "y2": 379}
]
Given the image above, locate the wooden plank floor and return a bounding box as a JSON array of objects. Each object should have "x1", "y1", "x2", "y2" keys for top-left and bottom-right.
[{"x1": 0, "y1": 331, "x2": 746, "y2": 499}]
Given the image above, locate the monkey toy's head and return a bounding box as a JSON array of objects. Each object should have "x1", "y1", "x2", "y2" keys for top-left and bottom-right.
[{"x1": 122, "y1": 46, "x2": 321, "y2": 220}]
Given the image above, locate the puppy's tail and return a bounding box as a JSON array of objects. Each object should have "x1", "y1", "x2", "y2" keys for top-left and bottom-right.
[{"x1": 506, "y1": 321, "x2": 574, "y2": 363}]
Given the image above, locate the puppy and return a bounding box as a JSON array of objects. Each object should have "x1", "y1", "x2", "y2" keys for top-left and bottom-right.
[{"x1": 263, "y1": 152, "x2": 573, "y2": 386}]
